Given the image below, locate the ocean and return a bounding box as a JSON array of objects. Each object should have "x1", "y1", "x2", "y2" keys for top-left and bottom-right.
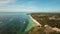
[{"x1": 0, "y1": 12, "x2": 34, "y2": 34}]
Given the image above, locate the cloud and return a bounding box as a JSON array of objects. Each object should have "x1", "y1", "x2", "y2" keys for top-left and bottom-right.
[
  {"x1": 0, "y1": 0, "x2": 16, "y2": 6},
  {"x1": 0, "y1": 8, "x2": 40, "y2": 12},
  {"x1": 0, "y1": 8, "x2": 60, "y2": 12}
]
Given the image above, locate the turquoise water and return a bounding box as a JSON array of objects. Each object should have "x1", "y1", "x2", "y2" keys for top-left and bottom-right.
[
  {"x1": 25, "y1": 15, "x2": 37, "y2": 32},
  {"x1": 0, "y1": 12, "x2": 35, "y2": 34}
]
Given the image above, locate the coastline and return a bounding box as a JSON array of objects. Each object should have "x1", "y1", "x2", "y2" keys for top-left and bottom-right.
[
  {"x1": 28, "y1": 14, "x2": 60, "y2": 32},
  {"x1": 28, "y1": 15, "x2": 41, "y2": 27}
]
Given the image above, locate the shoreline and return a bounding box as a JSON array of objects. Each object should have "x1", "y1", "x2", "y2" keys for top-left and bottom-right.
[
  {"x1": 28, "y1": 15, "x2": 41, "y2": 27},
  {"x1": 28, "y1": 14, "x2": 60, "y2": 32}
]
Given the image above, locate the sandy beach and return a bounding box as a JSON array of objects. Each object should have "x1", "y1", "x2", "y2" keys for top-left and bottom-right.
[{"x1": 28, "y1": 15, "x2": 41, "y2": 27}]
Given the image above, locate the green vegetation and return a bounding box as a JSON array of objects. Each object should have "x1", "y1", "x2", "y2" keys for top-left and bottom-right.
[
  {"x1": 28, "y1": 26, "x2": 46, "y2": 34},
  {"x1": 28, "y1": 13, "x2": 60, "y2": 34},
  {"x1": 30, "y1": 13, "x2": 60, "y2": 28}
]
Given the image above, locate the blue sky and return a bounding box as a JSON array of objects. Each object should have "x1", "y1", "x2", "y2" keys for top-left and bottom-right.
[{"x1": 0, "y1": 0, "x2": 60, "y2": 12}]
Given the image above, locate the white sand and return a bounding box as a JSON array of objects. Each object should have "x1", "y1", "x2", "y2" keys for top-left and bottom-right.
[{"x1": 28, "y1": 15, "x2": 41, "y2": 27}]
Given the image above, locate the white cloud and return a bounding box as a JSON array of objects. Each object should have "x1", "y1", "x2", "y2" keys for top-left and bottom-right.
[
  {"x1": 0, "y1": 8, "x2": 60, "y2": 12},
  {"x1": 0, "y1": 8, "x2": 40, "y2": 12},
  {"x1": 0, "y1": 8, "x2": 34, "y2": 12},
  {"x1": 0, "y1": 0, "x2": 16, "y2": 6}
]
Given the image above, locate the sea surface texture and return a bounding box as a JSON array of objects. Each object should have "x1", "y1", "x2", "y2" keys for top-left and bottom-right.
[{"x1": 0, "y1": 12, "x2": 30, "y2": 34}]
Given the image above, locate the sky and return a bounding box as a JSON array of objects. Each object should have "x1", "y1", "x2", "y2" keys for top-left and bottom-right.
[{"x1": 0, "y1": 0, "x2": 60, "y2": 12}]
